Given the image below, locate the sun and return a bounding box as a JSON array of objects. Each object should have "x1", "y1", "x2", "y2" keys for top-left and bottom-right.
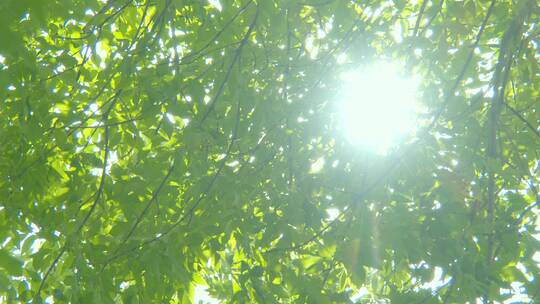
[{"x1": 338, "y1": 61, "x2": 421, "y2": 154}]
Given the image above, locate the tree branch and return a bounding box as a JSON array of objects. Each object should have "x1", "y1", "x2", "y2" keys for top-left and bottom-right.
[
  {"x1": 412, "y1": 0, "x2": 428, "y2": 37},
  {"x1": 265, "y1": 156, "x2": 402, "y2": 254},
  {"x1": 419, "y1": 0, "x2": 444, "y2": 37},
  {"x1": 201, "y1": 7, "x2": 258, "y2": 123},
  {"x1": 115, "y1": 162, "x2": 176, "y2": 249},
  {"x1": 102, "y1": 48, "x2": 247, "y2": 265},
  {"x1": 34, "y1": 93, "x2": 118, "y2": 300},
  {"x1": 428, "y1": 0, "x2": 496, "y2": 129},
  {"x1": 503, "y1": 101, "x2": 540, "y2": 141},
  {"x1": 183, "y1": 0, "x2": 253, "y2": 63}
]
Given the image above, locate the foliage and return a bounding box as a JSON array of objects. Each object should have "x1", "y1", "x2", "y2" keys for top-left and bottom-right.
[{"x1": 0, "y1": 0, "x2": 539, "y2": 303}]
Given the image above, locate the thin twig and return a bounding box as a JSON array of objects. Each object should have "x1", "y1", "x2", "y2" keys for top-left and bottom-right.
[
  {"x1": 116, "y1": 163, "x2": 176, "y2": 248},
  {"x1": 503, "y1": 102, "x2": 540, "y2": 140},
  {"x1": 260, "y1": 1, "x2": 496, "y2": 253},
  {"x1": 34, "y1": 93, "x2": 118, "y2": 300},
  {"x1": 428, "y1": 0, "x2": 496, "y2": 129},
  {"x1": 183, "y1": 0, "x2": 254, "y2": 62},
  {"x1": 102, "y1": 43, "x2": 248, "y2": 265},
  {"x1": 419, "y1": 0, "x2": 444, "y2": 37},
  {"x1": 201, "y1": 7, "x2": 258, "y2": 122}
]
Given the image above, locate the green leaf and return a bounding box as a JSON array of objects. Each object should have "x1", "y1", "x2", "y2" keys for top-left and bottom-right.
[{"x1": 0, "y1": 250, "x2": 23, "y2": 276}]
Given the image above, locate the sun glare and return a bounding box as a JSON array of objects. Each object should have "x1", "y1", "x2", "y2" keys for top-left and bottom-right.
[{"x1": 338, "y1": 62, "x2": 421, "y2": 154}]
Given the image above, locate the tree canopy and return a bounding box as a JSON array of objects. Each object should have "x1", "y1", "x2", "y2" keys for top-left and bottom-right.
[{"x1": 1, "y1": 0, "x2": 539, "y2": 303}]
